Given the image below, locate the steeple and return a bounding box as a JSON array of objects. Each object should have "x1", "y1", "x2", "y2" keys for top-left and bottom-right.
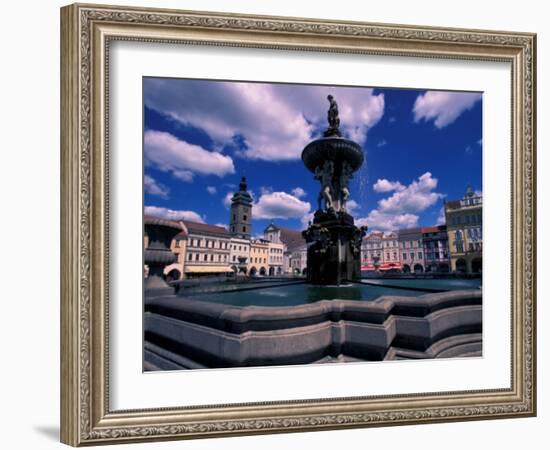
[{"x1": 229, "y1": 176, "x2": 253, "y2": 238}]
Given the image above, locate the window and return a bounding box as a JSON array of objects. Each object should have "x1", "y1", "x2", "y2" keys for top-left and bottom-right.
[
  {"x1": 195, "y1": 254, "x2": 199, "y2": 261},
  {"x1": 210, "y1": 254, "x2": 214, "y2": 261},
  {"x1": 418, "y1": 252, "x2": 423, "y2": 259},
  {"x1": 188, "y1": 253, "x2": 193, "y2": 261},
  {"x1": 175, "y1": 240, "x2": 180, "y2": 248},
  {"x1": 204, "y1": 254, "x2": 208, "y2": 261},
  {"x1": 233, "y1": 214, "x2": 236, "y2": 221},
  {"x1": 403, "y1": 253, "x2": 407, "y2": 260},
  {"x1": 410, "y1": 252, "x2": 414, "y2": 260},
  {"x1": 243, "y1": 226, "x2": 246, "y2": 232},
  {"x1": 243, "y1": 215, "x2": 247, "y2": 221},
  {"x1": 455, "y1": 230, "x2": 464, "y2": 252},
  {"x1": 386, "y1": 253, "x2": 390, "y2": 260},
  {"x1": 232, "y1": 255, "x2": 236, "y2": 262}
]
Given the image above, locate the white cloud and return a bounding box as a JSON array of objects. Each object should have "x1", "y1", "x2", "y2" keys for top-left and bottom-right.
[
  {"x1": 373, "y1": 179, "x2": 405, "y2": 193},
  {"x1": 346, "y1": 199, "x2": 360, "y2": 213},
  {"x1": 291, "y1": 187, "x2": 306, "y2": 198},
  {"x1": 144, "y1": 175, "x2": 169, "y2": 199},
  {"x1": 413, "y1": 91, "x2": 481, "y2": 128},
  {"x1": 301, "y1": 211, "x2": 315, "y2": 229},
  {"x1": 223, "y1": 192, "x2": 233, "y2": 209},
  {"x1": 436, "y1": 207, "x2": 446, "y2": 225},
  {"x1": 357, "y1": 172, "x2": 444, "y2": 232},
  {"x1": 356, "y1": 210, "x2": 419, "y2": 232},
  {"x1": 144, "y1": 130, "x2": 235, "y2": 180},
  {"x1": 214, "y1": 223, "x2": 228, "y2": 230},
  {"x1": 377, "y1": 139, "x2": 387, "y2": 148},
  {"x1": 377, "y1": 172, "x2": 443, "y2": 214},
  {"x1": 144, "y1": 206, "x2": 204, "y2": 223},
  {"x1": 206, "y1": 186, "x2": 217, "y2": 195},
  {"x1": 253, "y1": 191, "x2": 311, "y2": 220},
  {"x1": 465, "y1": 145, "x2": 473, "y2": 155},
  {"x1": 144, "y1": 79, "x2": 384, "y2": 161}
]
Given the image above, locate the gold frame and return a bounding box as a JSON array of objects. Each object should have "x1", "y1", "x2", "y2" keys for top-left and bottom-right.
[{"x1": 60, "y1": 2, "x2": 536, "y2": 446}]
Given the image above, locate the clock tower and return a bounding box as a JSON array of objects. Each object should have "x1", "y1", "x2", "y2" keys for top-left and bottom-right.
[{"x1": 229, "y1": 176, "x2": 253, "y2": 239}]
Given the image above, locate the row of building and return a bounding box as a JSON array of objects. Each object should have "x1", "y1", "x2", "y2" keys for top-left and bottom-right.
[
  {"x1": 361, "y1": 187, "x2": 482, "y2": 274},
  {"x1": 145, "y1": 179, "x2": 482, "y2": 279}
]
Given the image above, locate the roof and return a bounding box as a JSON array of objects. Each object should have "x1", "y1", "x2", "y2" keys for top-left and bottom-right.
[
  {"x1": 421, "y1": 225, "x2": 447, "y2": 234},
  {"x1": 397, "y1": 227, "x2": 423, "y2": 238},
  {"x1": 279, "y1": 227, "x2": 306, "y2": 251},
  {"x1": 264, "y1": 223, "x2": 280, "y2": 232},
  {"x1": 182, "y1": 220, "x2": 229, "y2": 236},
  {"x1": 445, "y1": 200, "x2": 461, "y2": 210},
  {"x1": 364, "y1": 232, "x2": 384, "y2": 240}
]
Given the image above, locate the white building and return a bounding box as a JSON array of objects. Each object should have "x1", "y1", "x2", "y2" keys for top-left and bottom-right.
[{"x1": 229, "y1": 236, "x2": 250, "y2": 274}]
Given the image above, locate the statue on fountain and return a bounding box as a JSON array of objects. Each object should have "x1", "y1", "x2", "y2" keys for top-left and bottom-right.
[
  {"x1": 315, "y1": 160, "x2": 335, "y2": 211},
  {"x1": 301, "y1": 95, "x2": 367, "y2": 285}
]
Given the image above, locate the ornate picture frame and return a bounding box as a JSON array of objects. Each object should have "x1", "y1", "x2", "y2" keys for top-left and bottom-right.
[{"x1": 60, "y1": 3, "x2": 536, "y2": 446}]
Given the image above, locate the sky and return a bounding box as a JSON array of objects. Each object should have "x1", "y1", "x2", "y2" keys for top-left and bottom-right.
[{"x1": 143, "y1": 77, "x2": 482, "y2": 234}]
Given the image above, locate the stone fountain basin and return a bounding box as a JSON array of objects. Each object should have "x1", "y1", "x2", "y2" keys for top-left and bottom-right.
[{"x1": 301, "y1": 137, "x2": 364, "y2": 173}]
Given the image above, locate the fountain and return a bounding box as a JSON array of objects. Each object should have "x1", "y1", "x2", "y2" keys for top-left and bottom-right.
[
  {"x1": 302, "y1": 95, "x2": 368, "y2": 285},
  {"x1": 143, "y1": 96, "x2": 483, "y2": 370}
]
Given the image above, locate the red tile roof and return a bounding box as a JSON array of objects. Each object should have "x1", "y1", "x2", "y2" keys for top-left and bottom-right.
[
  {"x1": 182, "y1": 220, "x2": 229, "y2": 235},
  {"x1": 278, "y1": 226, "x2": 306, "y2": 251}
]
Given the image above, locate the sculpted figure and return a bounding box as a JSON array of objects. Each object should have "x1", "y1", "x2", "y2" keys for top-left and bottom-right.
[
  {"x1": 339, "y1": 160, "x2": 354, "y2": 211},
  {"x1": 315, "y1": 160, "x2": 334, "y2": 211},
  {"x1": 324, "y1": 95, "x2": 342, "y2": 137}
]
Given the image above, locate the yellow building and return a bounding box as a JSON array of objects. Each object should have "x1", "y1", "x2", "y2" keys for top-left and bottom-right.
[
  {"x1": 248, "y1": 239, "x2": 269, "y2": 276},
  {"x1": 444, "y1": 187, "x2": 483, "y2": 274}
]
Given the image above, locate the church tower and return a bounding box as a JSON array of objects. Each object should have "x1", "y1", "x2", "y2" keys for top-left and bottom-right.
[{"x1": 230, "y1": 176, "x2": 253, "y2": 239}]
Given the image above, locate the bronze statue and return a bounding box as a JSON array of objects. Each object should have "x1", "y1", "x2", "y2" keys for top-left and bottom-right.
[
  {"x1": 339, "y1": 160, "x2": 353, "y2": 211},
  {"x1": 315, "y1": 160, "x2": 334, "y2": 211},
  {"x1": 324, "y1": 95, "x2": 342, "y2": 137}
]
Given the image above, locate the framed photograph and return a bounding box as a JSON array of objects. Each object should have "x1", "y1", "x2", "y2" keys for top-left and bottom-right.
[{"x1": 60, "y1": 3, "x2": 536, "y2": 446}]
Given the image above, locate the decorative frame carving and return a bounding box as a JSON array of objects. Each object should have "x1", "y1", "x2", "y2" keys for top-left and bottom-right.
[{"x1": 60, "y1": 3, "x2": 536, "y2": 446}]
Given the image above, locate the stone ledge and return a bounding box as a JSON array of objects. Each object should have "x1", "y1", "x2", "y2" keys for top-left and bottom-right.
[{"x1": 144, "y1": 290, "x2": 482, "y2": 369}]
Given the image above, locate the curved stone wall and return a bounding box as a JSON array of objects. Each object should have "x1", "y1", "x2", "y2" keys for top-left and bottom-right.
[{"x1": 144, "y1": 289, "x2": 482, "y2": 370}]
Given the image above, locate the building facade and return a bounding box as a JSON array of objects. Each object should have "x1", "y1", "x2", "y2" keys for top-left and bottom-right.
[
  {"x1": 229, "y1": 236, "x2": 250, "y2": 274},
  {"x1": 248, "y1": 239, "x2": 269, "y2": 276},
  {"x1": 381, "y1": 232, "x2": 401, "y2": 270},
  {"x1": 444, "y1": 187, "x2": 483, "y2": 274},
  {"x1": 229, "y1": 176, "x2": 253, "y2": 239},
  {"x1": 264, "y1": 224, "x2": 285, "y2": 276},
  {"x1": 421, "y1": 225, "x2": 450, "y2": 273},
  {"x1": 181, "y1": 221, "x2": 232, "y2": 278},
  {"x1": 361, "y1": 232, "x2": 384, "y2": 270},
  {"x1": 398, "y1": 227, "x2": 424, "y2": 273}
]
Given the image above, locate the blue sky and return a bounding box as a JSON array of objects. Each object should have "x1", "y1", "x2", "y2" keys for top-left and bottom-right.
[{"x1": 143, "y1": 77, "x2": 482, "y2": 234}]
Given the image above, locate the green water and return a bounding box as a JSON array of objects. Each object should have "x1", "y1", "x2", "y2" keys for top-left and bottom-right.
[{"x1": 180, "y1": 278, "x2": 480, "y2": 307}]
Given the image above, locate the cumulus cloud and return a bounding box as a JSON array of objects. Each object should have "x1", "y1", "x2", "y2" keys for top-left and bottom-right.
[
  {"x1": 373, "y1": 179, "x2": 405, "y2": 193},
  {"x1": 377, "y1": 172, "x2": 443, "y2": 214},
  {"x1": 356, "y1": 211, "x2": 419, "y2": 232},
  {"x1": 253, "y1": 191, "x2": 311, "y2": 220},
  {"x1": 206, "y1": 186, "x2": 217, "y2": 195},
  {"x1": 144, "y1": 130, "x2": 235, "y2": 181},
  {"x1": 291, "y1": 187, "x2": 306, "y2": 198},
  {"x1": 357, "y1": 172, "x2": 444, "y2": 232},
  {"x1": 144, "y1": 205, "x2": 204, "y2": 223},
  {"x1": 144, "y1": 175, "x2": 169, "y2": 199},
  {"x1": 223, "y1": 192, "x2": 233, "y2": 209},
  {"x1": 144, "y1": 79, "x2": 384, "y2": 161},
  {"x1": 413, "y1": 91, "x2": 481, "y2": 128}
]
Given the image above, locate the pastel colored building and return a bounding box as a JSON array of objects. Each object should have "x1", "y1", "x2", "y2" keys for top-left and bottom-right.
[{"x1": 444, "y1": 187, "x2": 483, "y2": 274}]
